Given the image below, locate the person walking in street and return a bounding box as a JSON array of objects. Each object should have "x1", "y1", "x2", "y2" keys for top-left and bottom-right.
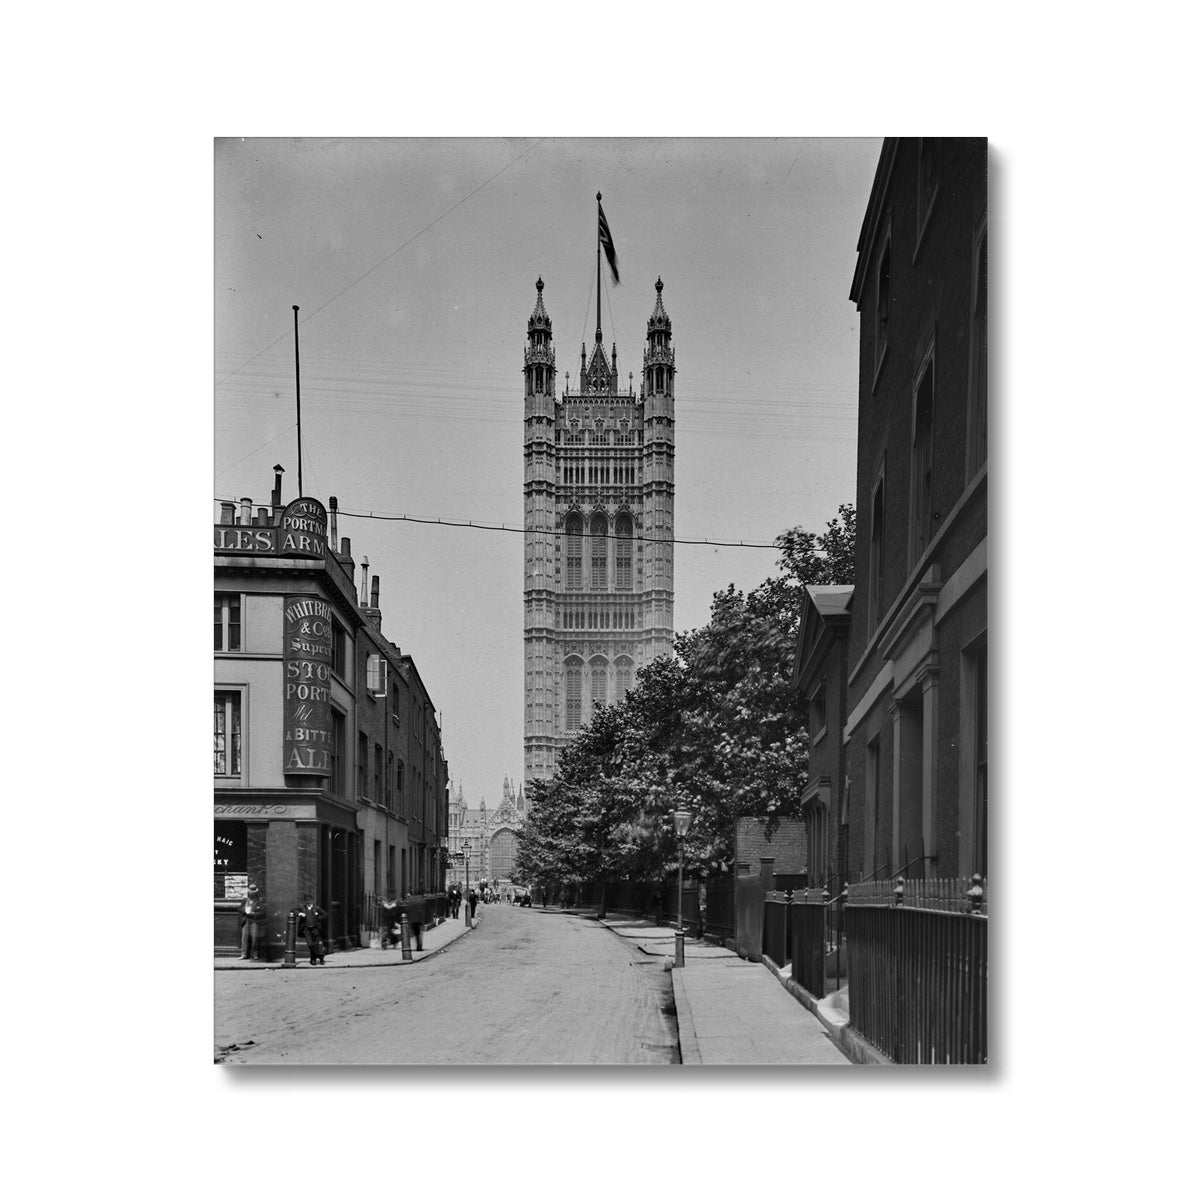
[
  {"x1": 449, "y1": 884, "x2": 462, "y2": 919},
  {"x1": 468, "y1": 888, "x2": 478, "y2": 921},
  {"x1": 295, "y1": 893, "x2": 327, "y2": 965},
  {"x1": 239, "y1": 883, "x2": 266, "y2": 960},
  {"x1": 379, "y1": 894, "x2": 400, "y2": 949},
  {"x1": 403, "y1": 890, "x2": 426, "y2": 951}
]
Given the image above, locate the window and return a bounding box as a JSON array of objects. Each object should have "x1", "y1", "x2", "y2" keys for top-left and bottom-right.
[
  {"x1": 367, "y1": 654, "x2": 387, "y2": 697},
  {"x1": 391, "y1": 681, "x2": 401, "y2": 722},
  {"x1": 213, "y1": 692, "x2": 241, "y2": 777},
  {"x1": 330, "y1": 709, "x2": 346, "y2": 797},
  {"x1": 869, "y1": 470, "x2": 886, "y2": 631},
  {"x1": 874, "y1": 238, "x2": 891, "y2": 377},
  {"x1": 590, "y1": 658, "x2": 608, "y2": 711},
  {"x1": 910, "y1": 352, "x2": 934, "y2": 566},
  {"x1": 590, "y1": 512, "x2": 608, "y2": 589},
  {"x1": 866, "y1": 738, "x2": 883, "y2": 877},
  {"x1": 967, "y1": 224, "x2": 988, "y2": 476},
  {"x1": 374, "y1": 744, "x2": 383, "y2": 804},
  {"x1": 387, "y1": 750, "x2": 395, "y2": 811},
  {"x1": 810, "y1": 681, "x2": 827, "y2": 739},
  {"x1": 615, "y1": 658, "x2": 633, "y2": 703},
  {"x1": 214, "y1": 594, "x2": 241, "y2": 651},
  {"x1": 565, "y1": 513, "x2": 582, "y2": 589},
  {"x1": 358, "y1": 732, "x2": 369, "y2": 797},
  {"x1": 374, "y1": 840, "x2": 383, "y2": 895},
  {"x1": 565, "y1": 661, "x2": 582, "y2": 731},
  {"x1": 331, "y1": 619, "x2": 347, "y2": 679},
  {"x1": 387, "y1": 845, "x2": 396, "y2": 896},
  {"x1": 214, "y1": 821, "x2": 247, "y2": 898},
  {"x1": 615, "y1": 513, "x2": 633, "y2": 589},
  {"x1": 917, "y1": 138, "x2": 940, "y2": 242}
]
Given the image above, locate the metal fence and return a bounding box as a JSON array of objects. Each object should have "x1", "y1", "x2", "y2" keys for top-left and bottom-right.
[
  {"x1": 844, "y1": 876, "x2": 988, "y2": 1064},
  {"x1": 762, "y1": 892, "x2": 791, "y2": 967}
]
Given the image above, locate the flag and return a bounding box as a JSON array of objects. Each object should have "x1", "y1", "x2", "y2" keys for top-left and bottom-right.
[{"x1": 598, "y1": 201, "x2": 620, "y2": 285}]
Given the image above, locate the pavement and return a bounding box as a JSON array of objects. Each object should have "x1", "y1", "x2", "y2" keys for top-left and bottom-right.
[
  {"x1": 214, "y1": 910, "x2": 477, "y2": 970},
  {"x1": 590, "y1": 912, "x2": 851, "y2": 1066}
]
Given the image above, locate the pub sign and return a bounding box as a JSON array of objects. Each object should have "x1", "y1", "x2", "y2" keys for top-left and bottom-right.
[{"x1": 283, "y1": 594, "x2": 333, "y2": 776}]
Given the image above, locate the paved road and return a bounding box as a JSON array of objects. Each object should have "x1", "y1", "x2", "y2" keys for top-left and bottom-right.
[{"x1": 214, "y1": 905, "x2": 679, "y2": 1065}]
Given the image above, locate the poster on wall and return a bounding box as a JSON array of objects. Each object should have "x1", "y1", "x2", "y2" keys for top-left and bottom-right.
[
  {"x1": 283, "y1": 593, "x2": 333, "y2": 776},
  {"x1": 223, "y1": 873, "x2": 249, "y2": 899}
]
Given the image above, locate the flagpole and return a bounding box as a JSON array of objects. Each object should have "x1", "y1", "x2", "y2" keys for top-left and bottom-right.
[
  {"x1": 293, "y1": 304, "x2": 304, "y2": 498},
  {"x1": 596, "y1": 191, "x2": 603, "y2": 345}
]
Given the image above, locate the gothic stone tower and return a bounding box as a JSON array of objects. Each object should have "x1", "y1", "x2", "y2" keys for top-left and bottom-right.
[{"x1": 523, "y1": 276, "x2": 675, "y2": 783}]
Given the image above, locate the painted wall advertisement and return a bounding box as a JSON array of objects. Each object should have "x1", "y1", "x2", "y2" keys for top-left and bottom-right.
[{"x1": 283, "y1": 594, "x2": 333, "y2": 776}]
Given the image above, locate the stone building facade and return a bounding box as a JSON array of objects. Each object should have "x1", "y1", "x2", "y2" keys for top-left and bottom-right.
[
  {"x1": 523, "y1": 276, "x2": 676, "y2": 782},
  {"x1": 447, "y1": 776, "x2": 525, "y2": 888}
]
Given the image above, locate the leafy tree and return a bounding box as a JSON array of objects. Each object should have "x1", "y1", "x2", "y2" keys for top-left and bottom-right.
[{"x1": 515, "y1": 505, "x2": 856, "y2": 889}]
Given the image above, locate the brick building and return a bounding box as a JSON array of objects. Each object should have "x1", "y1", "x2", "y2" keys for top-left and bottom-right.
[
  {"x1": 792, "y1": 585, "x2": 853, "y2": 889},
  {"x1": 214, "y1": 468, "x2": 449, "y2": 958},
  {"x1": 841, "y1": 138, "x2": 988, "y2": 883}
]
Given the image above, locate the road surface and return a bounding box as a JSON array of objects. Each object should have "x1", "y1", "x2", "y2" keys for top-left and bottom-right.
[{"x1": 214, "y1": 904, "x2": 679, "y2": 1065}]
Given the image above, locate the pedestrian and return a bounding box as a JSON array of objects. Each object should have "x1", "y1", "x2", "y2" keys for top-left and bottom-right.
[
  {"x1": 295, "y1": 893, "x2": 327, "y2": 965},
  {"x1": 468, "y1": 888, "x2": 478, "y2": 920},
  {"x1": 239, "y1": 883, "x2": 266, "y2": 960},
  {"x1": 651, "y1": 889, "x2": 664, "y2": 925},
  {"x1": 379, "y1": 893, "x2": 400, "y2": 949},
  {"x1": 403, "y1": 890, "x2": 426, "y2": 951},
  {"x1": 450, "y1": 884, "x2": 462, "y2": 919}
]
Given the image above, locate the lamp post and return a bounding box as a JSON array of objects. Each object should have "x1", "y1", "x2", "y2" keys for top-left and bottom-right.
[
  {"x1": 464, "y1": 838, "x2": 472, "y2": 925},
  {"x1": 673, "y1": 807, "x2": 692, "y2": 968}
]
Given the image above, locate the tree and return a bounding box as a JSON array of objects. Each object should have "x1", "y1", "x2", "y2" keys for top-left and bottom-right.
[{"x1": 516, "y1": 505, "x2": 857, "y2": 888}]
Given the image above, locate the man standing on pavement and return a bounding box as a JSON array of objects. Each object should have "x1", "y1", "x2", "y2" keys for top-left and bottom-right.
[
  {"x1": 402, "y1": 890, "x2": 426, "y2": 951},
  {"x1": 468, "y1": 888, "x2": 478, "y2": 921},
  {"x1": 295, "y1": 893, "x2": 326, "y2": 965},
  {"x1": 239, "y1": 883, "x2": 266, "y2": 960},
  {"x1": 379, "y1": 893, "x2": 400, "y2": 949},
  {"x1": 449, "y1": 884, "x2": 462, "y2": 919}
]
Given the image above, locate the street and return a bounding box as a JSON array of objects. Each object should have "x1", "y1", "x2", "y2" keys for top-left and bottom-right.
[{"x1": 214, "y1": 905, "x2": 679, "y2": 1065}]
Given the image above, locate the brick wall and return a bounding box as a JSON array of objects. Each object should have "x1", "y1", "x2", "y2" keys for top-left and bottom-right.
[{"x1": 735, "y1": 816, "x2": 807, "y2": 875}]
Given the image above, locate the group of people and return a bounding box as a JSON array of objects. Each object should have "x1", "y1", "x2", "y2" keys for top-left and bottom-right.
[
  {"x1": 445, "y1": 885, "x2": 479, "y2": 920},
  {"x1": 378, "y1": 893, "x2": 430, "y2": 951}
]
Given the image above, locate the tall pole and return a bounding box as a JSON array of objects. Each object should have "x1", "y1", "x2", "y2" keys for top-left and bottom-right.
[
  {"x1": 293, "y1": 304, "x2": 304, "y2": 497},
  {"x1": 675, "y1": 850, "x2": 685, "y2": 968},
  {"x1": 596, "y1": 192, "x2": 603, "y2": 345}
]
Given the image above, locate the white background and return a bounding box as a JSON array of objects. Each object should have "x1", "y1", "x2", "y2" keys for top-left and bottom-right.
[{"x1": 6, "y1": 2, "x2": 1195, "y2": 1197}]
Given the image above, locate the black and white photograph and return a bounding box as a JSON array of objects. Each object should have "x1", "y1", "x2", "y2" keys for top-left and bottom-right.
[{"x1": 212, "y1": 136, "x2": 987, "y2": 1067}]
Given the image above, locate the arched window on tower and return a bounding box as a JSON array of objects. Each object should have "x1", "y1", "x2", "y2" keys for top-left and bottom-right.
[
  {"x1": 565, "y1": 513, "x2": 582, "y2": 590},
  {"x1": 589, "y1": 656, "x2": 608, "y2": 713},
  {"x1": 590, "y1": 512, "x2": 608, "y2": 589},
  {"x1": 615, "y1": 512, "x2": 633, "y2": 590},
  {"x1": 565, "y1": 658, "x2": 582, "y2": 732},
  {"x1": 615, "y1": 656, "x2": 634, "y2": 703}
]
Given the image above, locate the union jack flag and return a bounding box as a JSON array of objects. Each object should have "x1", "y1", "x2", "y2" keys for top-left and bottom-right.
[{"x1": 598, "y1": 201, "x2": 620, "y2": 285}]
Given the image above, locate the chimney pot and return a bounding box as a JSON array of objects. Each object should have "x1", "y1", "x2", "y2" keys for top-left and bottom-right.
[
  {"x1": 340, "y1": 537, "x2": 351, "y2": 557},
  {"x1": 219, "y1": 502, "x2": 235, "y2": 526},
  {"x1": 370, "y1": 575, "x2": 380, "y2": 609},
  {"x1": 239, "y1": 497, "x2": 252, "y2": 526}
]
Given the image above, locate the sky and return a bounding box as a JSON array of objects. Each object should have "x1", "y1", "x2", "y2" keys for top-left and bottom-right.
[{"x1": 214, "y1": 136, "x2": 883, "y2": 808}]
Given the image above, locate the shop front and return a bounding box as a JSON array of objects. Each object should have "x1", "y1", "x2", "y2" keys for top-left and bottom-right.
[{"x1": 213, "y1": 798, "x2": 361, "y2": 960}]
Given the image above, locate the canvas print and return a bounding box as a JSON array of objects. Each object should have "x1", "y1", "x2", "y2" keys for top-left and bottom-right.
[{"x1": 214, "y1": 137, "x2": 988, "y2": 1066}]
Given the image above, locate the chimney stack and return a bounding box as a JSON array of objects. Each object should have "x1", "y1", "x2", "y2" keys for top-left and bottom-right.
[
  {"x1": 340, "y1": 537, "x2": 351, "y2": 558},
  {"x1": 256, "y1": 507, "x2": 268, "y2": 525},
  {"x1": 360, "y1": 558, "x2": 370, "y2": 607},
  {"x1": 329, "y1": 496, "x2": 338, "y2": 547},
  {"x1": 219, "y1": 502, "x2": 235, "y2": 525},
  {"x1": 271, "y1": 465, "x2": 285, "y2": 513},
  {"x1": 239, "y1": 497, "x2": 252, "y2": 526}
]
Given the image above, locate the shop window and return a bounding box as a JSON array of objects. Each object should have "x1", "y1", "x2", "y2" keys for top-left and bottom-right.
[
  {"x1": 213, "y1": 691, "x2": 241, "y2": 777},
  {"x1": 213, "y1": 821, "x2": 247, "y2": 898},
  {"x1": 214, "y1": 594, "x2": 241, "y2": 652}
]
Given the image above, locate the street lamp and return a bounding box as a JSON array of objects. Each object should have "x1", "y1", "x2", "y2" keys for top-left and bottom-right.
[
  {"x1": 464, "y1": 838, "x2": 472, "y2": 925},
  {"x1": 673, "y1": 807, "x2": 692, "y2": 968}
]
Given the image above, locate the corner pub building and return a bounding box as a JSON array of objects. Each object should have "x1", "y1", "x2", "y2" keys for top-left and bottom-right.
[{"x1": 214, "y1": 467, "x2": 449, "y2": 958}]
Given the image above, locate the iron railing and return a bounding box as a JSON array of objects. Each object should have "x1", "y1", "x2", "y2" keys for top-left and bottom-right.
[{"x1": 844, "y1": 875, "x2": 988, "y2": 1064}]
